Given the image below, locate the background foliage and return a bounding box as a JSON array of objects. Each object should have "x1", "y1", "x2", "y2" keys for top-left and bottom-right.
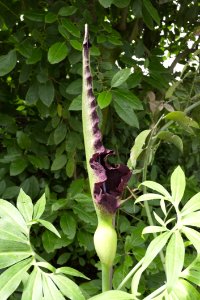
[{"x1": 0, "y1": 0, "x2": 199, "y2": 298}]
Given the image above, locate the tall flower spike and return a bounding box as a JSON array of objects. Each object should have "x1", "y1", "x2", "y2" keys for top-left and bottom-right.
[{"x1": 82, "y1": 24, "x2": 131, "y2": 216}]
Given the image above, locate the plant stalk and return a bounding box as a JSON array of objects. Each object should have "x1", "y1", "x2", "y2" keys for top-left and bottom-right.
[{"x1": 102, "y1": 263, "x2": 112, "y2": 292}]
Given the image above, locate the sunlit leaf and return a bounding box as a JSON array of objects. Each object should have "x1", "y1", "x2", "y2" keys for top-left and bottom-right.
[
  {"x1": 181, "y1": 192, "x2": 200, "y2": 216},
  {"x1": 21, "y1": 266, "x2": 43, "y2": 300},
  {"x1": 17, "y1": 189, "x2": 33, "y2": 222},
  {"x1": 170, "y1": 166, "x2": 185, "y2": 205}
]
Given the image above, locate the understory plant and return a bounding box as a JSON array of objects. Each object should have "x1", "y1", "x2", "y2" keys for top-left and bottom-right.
[{"x1": 1, "y1": 24, "x2": 200, "y2": 300}]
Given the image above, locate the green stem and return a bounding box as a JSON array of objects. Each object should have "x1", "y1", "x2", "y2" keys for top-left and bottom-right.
[
  {"x1": 142, "y1": 115, "x2": 166, "y2": 268},
  {"x1": 102, "y1": 263, "x2": 112, "y2": 292}
]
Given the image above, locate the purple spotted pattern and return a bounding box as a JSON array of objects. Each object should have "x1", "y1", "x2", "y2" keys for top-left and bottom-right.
[{"x1": 83, "y1": 25, "x2": 131, "y2": 214}]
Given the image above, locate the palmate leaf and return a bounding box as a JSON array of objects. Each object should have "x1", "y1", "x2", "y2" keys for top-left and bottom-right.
[
  {"x1": 182, "y1": 226, "x2": 200, "y2": 253},
  {"x1": 169, "y1": 279, "x2": 200, "y2": 300},
  {"x1": 0, "y1": 199, "x2": 28, "y2": 235},
  {"x1": 21, "y1": 266, "x2": 43, "y2": 300},
  {"x1": 131, "y1": 231, "x2": 172, "y2": 295},
  {"x1": 181, "y1": 256, "x2": 200, "y2": 286},
  {"x1": 0, "y1": 257, "x2": 33, "y2": 300},
  {"x1": 42, "y1": 273, "x2": 65, "y2": 300},
  {"x1": 50, "y1": 274, "x2": 85, "y2": 300},
  {"x1": 56, "y1": 266, "x2": 89, "y2": 280},
  {"x1": 181, "y1": 192, "x2": 200, "y2": 216},
  {"x1": 37, "y1": 219, "x2": 61, "y2": 238},
  {"x1": 135, "y1": 193, "x2": 165, "y2": 203},
  {"x1": 170, "y1": 166, "x2": 185, "y2": 205},
  {"x1": 182, "y1": 211, "x2": 200, "y2": 227},
  {"x1": 33, "y1": 193, "x2": 46, "y2": 219},
  {"x1": 165, "y1": 231, "x2": 185, "y2": 292},
  {"x1": 0, "y1": 219, "x2": 28, "y2": 244},
  {"x1": 17, "y1": 188, "x2": 33, "y2": 222},
  {"x1": 139, "y1": 181, "x2": 171, "y2": 199},
  {"x1": 88, "y1": 290, "x2": 134, "y2": 300}
]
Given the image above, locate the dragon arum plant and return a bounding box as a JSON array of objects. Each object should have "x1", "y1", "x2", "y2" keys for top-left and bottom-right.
[{"x1": 1, "y1": 24, "x2": 200, "y2": 300}]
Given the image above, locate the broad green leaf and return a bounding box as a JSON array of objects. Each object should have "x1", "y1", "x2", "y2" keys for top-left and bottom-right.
[
  {"x1": 39, "y1": 80, "x2": 55, "y2": 107},
  {"x1": 166, "y1": 231, "x2": 185, "y2": 292},
  {"x1": 51, "y1": 274, "x2": 85, "y2": 300},
  {"x1": 113, "y1": 100, "x2": 139, "y2": 127},
  {"x1": 42, "y1": 230, "x2": 58, "y2": 253},
  {"x1": 156, "y1": 131, "x2": 183, "y2": 152},
  {"x1": 97, "y1": 91, "x2": 112, "y2": 109},
  {"x1": 135, "y1": 193, "x2": 164, "y2": 203},
  {"x1": 140, "y1": 181, "x2": 171, "y2": 199},
  {"x1": 0, "y1": 50, "x2": 17, "y2": 76},
  {"x1": 170, "y1": 166, "x2": 185, "y2": 205},
  {"x1": 33, "y1": 194, "x2": 46, "y2": 219},
  {"x1": 51, "y1": 154, "x2": 67, "y2": 171},
  {"x1": 17, "y1": 131, "x2": 31, "y2": 150},
  {"x1": 0, "y1": 199, "x2": 28, "y2": 235},
  {"x1": 165, "y1": 111, "x2": 199, "y2": 128},
  {"x1": 181, "y1": 192, "x2": 200, "y2": 216},
  {"x1": 42, "y1": 273, "x2": 65, "y2": 300},
  {"x1": 17, "y1": 189, "x2": 33, "y2": 222},
  {"x1": 0, "y1": 239, "x2": 32, "y2": 268},
  {"x1": 37, "y1": 219, "x2": 61, "y2": 238},
  {"x1": 132, "y1": 231, "x2": 171, "y2": 295},
  {"x1": 143, "y1": 0, "x2": 160, "y2": 25},
  {"x1": 66, "y1": 157, "x2": 75, "y2": 178},
  {"x1": 48, "y1": 42, "x2": 69, "y2": 64},
  {"x1": 54, "y1": 123, "x2": 67, "y2": 145},
  {"x1": 88, "y1": 290, "x2": 134, "y2": 300},
  {"x1": 111, "y1": 68, "x2": 131, "y2": 87},
  {"x1": 66, "y1": 79, "x2": 82, "y2": 95},
  {"x1": 182, "y1": 226, "x2": 200, "y2": 253},
  {"x1": 142, "y1": 226, "x2": 167, "y2": 235},
  {"x1": 60, "y1": 213, "x2": 76, "y2": 240},
  {"x1": 62, "y1": 19, "x2": 80, "y2": 38},
  {"x1": 26, "y1": 48, "x2": 42, "y2": 64},
  {"x1": 70, "y1": 40, "x2": 82, "y2": 51},
  {"x1": 98, "y1": 0, "x2": 113, "y2": 8},
  {"x1": 21, "y1": 267, "x2": 43, "y2": 300},
  {"x1": 56, "y1": 267, "x2": 89, "y2": 280},
  {"x1": 69, "y1": 95, "x2": 82, "y2": 110},
  {"x1": 128, "y1": 129, "x2": 151, "y2": 168},
  {"x1": 182, "y1": 212, "x2": 200, "y2": 228},
  {"x1": 0, "y1": 220, "x2": 28, "y2": 244},
  {"x1": 113, "y1": 0, "x2": 130, "y2": 8},
  {"x1": 112, "y1": 89, "x2": 143, "y2": 110},
  {"x1": 25, "y1": 81, "x2": 39, "y2": 105},
  {"x1": 0, "y1": 257, "x2": 33, "y2": 300},
  {"x1": 10, "y1": 158, "x2": 28, "y2": 176},
  {"x1": 172, "y1": 279, "x2": 200, "y2": 300},
  {"x1": 58, "y1": 6, "x2": 77, "y2": 16},
  {"x1": 45, "y1": 12, "x2": 57, "y2": 23}
]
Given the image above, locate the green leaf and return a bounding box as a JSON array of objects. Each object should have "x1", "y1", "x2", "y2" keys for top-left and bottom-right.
[
  {"x1": 97, "y1": 91, "x2": 112, "y2": 109},
  {"x1": 142, "y1": 226, "x2": 167, "y2": 235},
  {"x1": 17, "y1": 189, "x2": 33, "y2": 222},
  {"x1": 56, "y1": 267, "x2": 89, "y2": 280},
  {"x1": 135, "y1": 193, "x2": 165, "y2": 203},
  {"x1": 88, "y1": 290, "x2": 134, "y2": 300},
  {"x1": 128, "y1": 129, "x2": 151, "y2": 168},
  {"x1": 113, "y1": 0, "x2": 130, "y2": 8},
  {"x1": 0, "y1": 258, "x2": 33, "y2": 299},
  {"x1": 0, "y1": 220, "x2": 28, "y2": 244},
  {"x1": 132, "y1": 231, "x2": 172, "y2": 295},
  {"x1": 0, "y1": 50, "x2": 17, "y2": 76},
  {"x1": 0, "y1": 239, "x2": 32, "y2": 268},
  {"x1": 66, "y1": 79, "x2": 82, "y2": 95},
  {"x1": 33, "y1": 194, "x2": 46, "y2": 219},
  {"x1": 112, "y1": 89, "x2": 143, "y2": 110},
  {"x1": 140, "y1": 181, "x2": 171, "y2": 199},
  {"x1": 25, "y1": 81, "x2": 39, "y2": 105},
  {"x1": 26, "y1": 48, "x2": 42, "y2": 64},
  {"x1": 166, "y1": 231, "x2": 185, "y2": 292},
  {"x1": 51, "y1": 154, "x2": 67, "y2": 171},
  {"x1": 111, "y1": 68, "x2": 131, "y2": 87},
  {"x1": 42, "y1": 273, "x2": 65, "y2": 300},
  {"x1": 182, "y1": 226, "x2": 200, "y2": 253},
  {"x1": 42, "y1": 230, "x2": 58, "y2": 253},
  {"x1": 45, "y1": 12, "x2": 57, "y2": 23},
  {"x1": 54, "y1": 123, "x2": 67, "y2": 145},
  {"x1": 58, "y1": 6, "x2": 77, "y2": 16},
  {"x1": 60, "y1": 213, "x2": 76, "y2": 240},
  {"x1": 172, "y1": 279, "x2": 200, "y2": 300},
  {"x1": 50, "y1": 274, "x2": 85, "y2": 300},
  {"x1": 39, "y1": 80, "x2": 55, "y2": 107},
  {"x1": 181, "y1": 192, "x2": 200, "y2": 216},
  {"x1": 69, "y1": 95, "x2": 82, "y2": 111},
  {"x1": 37, "y1": 219, "x2": 61, "y2": 238},
  {"x1": 10, "y1": 158, "x2": 28, "y2": 176},
  {"x1": 22, "y1": 267, "x2": 43, "y2": 300},
  {"x1": 98, "y1": 0, "x2": 113, "y2": 8},
  {"x1": 62, "y1": 19, "x2": 80, "y2": 38},
  {"x1": 170, "y1": 166, "x2": 185, "y2": 205},
  {"x1": 143, "y1": 0, "x2": 160, "y2": 25},
  {"x1": 156, "y1": 131, "x2": 183, "y2": 152},
  {"x1": 66, "y1": 157, "x2": 75, "y2": 178},
  {"x1": 182, "y1": 212, "x2": 200, "y2": 228},
  {"x1": 48, "y1": 42, "x2": 69, "y2": 64},
  {"x1": 113, "y1": 99, "x2": 139, "y2": 127},
  {"x1": 17, "y1": 131, "x2": 31, "y2": 150},
  {"x1": 0, "y1": 199, "x2": 28, "y2": 235},
  {"x1": 70, "y1": 40, "x2": 82, "y2": 51},
  {"x1": 165, "y1": 111, "x2": 199, "y2": 129}
]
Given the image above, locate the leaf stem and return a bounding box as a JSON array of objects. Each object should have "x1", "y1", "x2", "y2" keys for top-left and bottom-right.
[{"x1": 143, "y1": 284, "x2": 166, "y2": 300}]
